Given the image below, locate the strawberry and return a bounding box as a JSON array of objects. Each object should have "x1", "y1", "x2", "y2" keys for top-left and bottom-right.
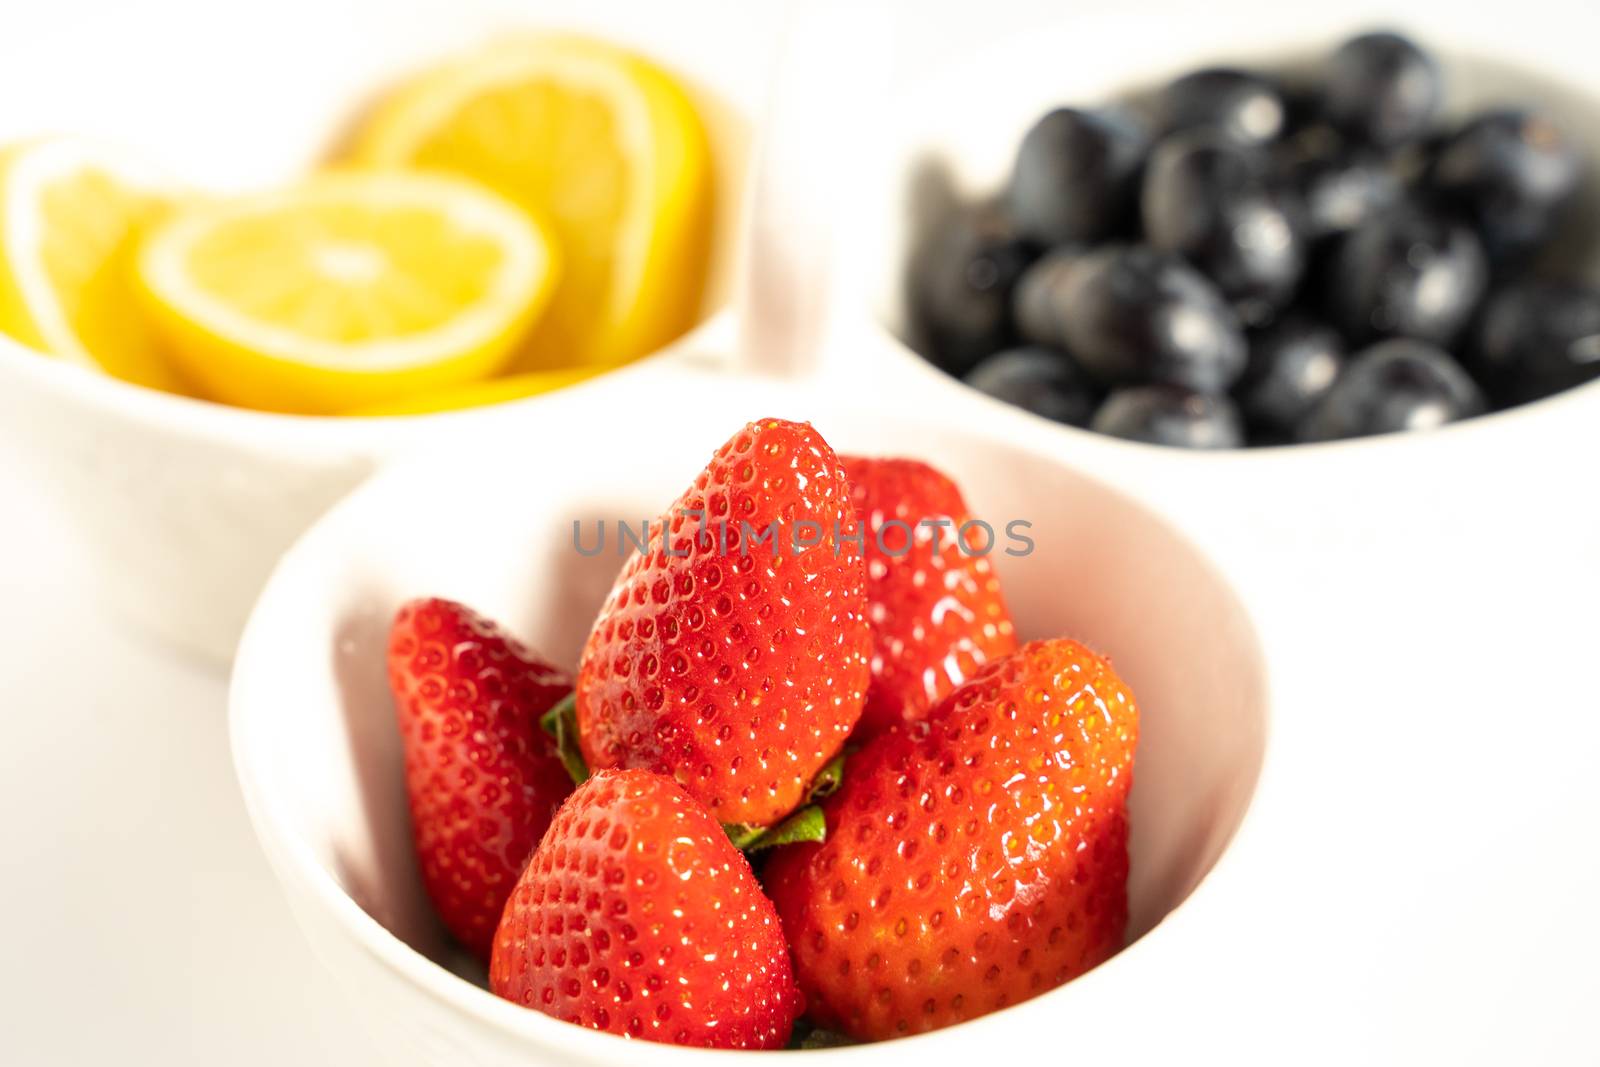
[
  {"x1": 576, "y1": 419, "x2": 871, "y2": 828},
  {"x1": 489, "y1": 768, "x2": 803, "y2": 1048},
  {"x1": 387, "y1": 597, "x2": 574, "y2": 960},
  {"x1": 763, "y1": 638, "x2": 1138, "y2": 1041},
  {"x1": 842, "y1": 456, "x2": 1018, "y2": 739}
]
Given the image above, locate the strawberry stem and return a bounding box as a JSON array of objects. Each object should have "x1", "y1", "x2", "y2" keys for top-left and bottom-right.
[{"x1": 538, "y1": 692, "x2": 589, "y2": 786}]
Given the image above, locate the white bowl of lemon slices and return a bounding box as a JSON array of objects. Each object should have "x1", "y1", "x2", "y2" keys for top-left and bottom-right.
[{"x1": 0, "y1": 5, "x2": 762, "y2": 662}]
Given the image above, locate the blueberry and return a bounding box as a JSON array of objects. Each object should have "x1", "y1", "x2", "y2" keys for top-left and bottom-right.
[
  {"x1": 1471, "y1": 282, "x2": 1600, "y2": 404},
  {"x1": 1142, "y1": 130, "x2": 1305, "y2": 323},
  {"x1": 1008, "y1": 108, "x2": 1148, "y2": 245},
  {"x1": 905, "y1": 207, "x2": 1038, "y2": 376},
  {"x1": 1431, "y1": 109, "x2": 1585, "y2": 260},
  {"x1": 1296, "y1": 338, "x2": 1485, "y2": 441},
  {"x1": 1059, "y1": 244, "x2": 1248, "y2": 392},
  {"x1": 1275, "y1": 124, "x2": 1401, "y2": 241},
  {"x1": 1324, "y1": 32, "x2": 1441, "y2": 149},
  {"x1": 1324, "y1": 204, "x2": 1488, "y2": 346},
  {"x1": 1237, "y1": 315, "x2": 1346, "y2": 432},
  {"x1": 1154, "y1": 67, "x2": 1288, "y2": 146},
  {"x1": 964, "y1": 346, "x2": 1102, "y2": 427},
  {"x1": 1012, "y1": 247, "x2": 1089, "y2": 349},
  {"x1": 1091, "y1": 386, "x2": 1245, "y2": 448}
]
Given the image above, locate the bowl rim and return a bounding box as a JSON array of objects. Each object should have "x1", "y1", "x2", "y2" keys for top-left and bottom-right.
[
  {"x1": 0, "y1": 312, "x2": 737, "y2": 454},
  {"x1": 863, "y1": 324, "x2": 1600, "y2": 460},
  {"x1": 228, "y1": 373, "x2": 1276, "y2": 1060}
]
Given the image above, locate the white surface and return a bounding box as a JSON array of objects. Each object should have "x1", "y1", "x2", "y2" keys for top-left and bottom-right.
[{"x1": 0, "y1": 458, "x2": 374, "y2": 1064}]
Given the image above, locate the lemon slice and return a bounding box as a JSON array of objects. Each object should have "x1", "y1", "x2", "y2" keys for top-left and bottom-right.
[
  {"x1": 135, "y1": 172, "x2": 558, "y2": 414},
  {"x1": 0, "y1": 137, "x2": 184, "y2": 392},
  {"x1": 350, "y1": 34, "x2": 713, "y2": 371}
]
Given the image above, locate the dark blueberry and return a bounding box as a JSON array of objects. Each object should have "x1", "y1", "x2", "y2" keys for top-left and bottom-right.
[
  {"x1": 905, "y1": 207, "x2": 1038, "y2": 376},
  {"x1": 1090, "y1": 386, "x2": 1245, "y2": 448},
  {"x1": 1142, "y1": 130, "x2": 1305, "y2": 323},
  {"x1": 1431, "y1": 109, "x2": 1585, "y2": 260},
  {"x1": 1296, "y1": 339, "x2": 1485, "y2": 441},
  {"x1": 1471, "y1": 282, "x2": 1600, "y2": 404},
  {"x1": 1324, "y1": 205, "x2": 1488, "y2": 346},
  {"x1": 1324, "y1": 32, "x2": 1441, "y2": 149},
  {"x1": 1007, "y1": 107, "x2": 1149, "y2": 245},
  {"x1": 1012, "y1": 247, "x2": 1089, "y2": 349},
  {"x1": 1059, "y1": 244, "x2": 1248, "y2": 392},
  {"x1": 1275, "y1": 124, "x2": 1402, "y2": 241},
  {"x1": 1237, "y1": 315, "x2": 1346, "y2": 432},
  {"x1": 1154, "y1": 67, "x2": 1288, "y2": 146},
  {"x1": 964, "y1": 346, "x2": 1102, "y2": 427}
]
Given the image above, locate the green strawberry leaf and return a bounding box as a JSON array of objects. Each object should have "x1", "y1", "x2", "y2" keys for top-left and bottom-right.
[
  {"x1": 724, "y1": 804, "x2": 826, "y2": 853},
  {"x1": 787, "y1": 1021, "x2": 858, "y2": 1049},
  {"x1": 538, "y1": 692, "x2": 589, "y2": 786},
  {"x1": 807, "y1": 750, "x2": 848, "y2": 801},
  {"x1": 755, "y1": 804, "x2": 826, "y2": 849},
  {"x1": 723, "y1": 822, "x2": 769, "y2": 850},
  {"x1": 722, "y1": 749, "x2": 849, "y2": 853}
]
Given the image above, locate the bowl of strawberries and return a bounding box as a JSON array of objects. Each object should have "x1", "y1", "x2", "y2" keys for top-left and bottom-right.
[{"x1": 230, "y1": 366, "x2": 1266, "y2": 1063}]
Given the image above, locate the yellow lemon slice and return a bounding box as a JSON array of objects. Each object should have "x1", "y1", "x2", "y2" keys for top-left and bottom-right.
[
  {"x1": 0, "y1": 137, "x2": 184, "y2": 392},
  {"x1": 135, "y1": 172, "x2": 558, "y2": 414},
  {"x1": 351, "y1": 34, "x2": 713, "y2": 371}
]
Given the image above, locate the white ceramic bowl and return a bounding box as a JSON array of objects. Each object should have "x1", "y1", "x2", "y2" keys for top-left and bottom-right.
[
  {"x1": 231, "y1": 366, "x2": 1268, "y2": 1065},
  {"x1": 0, "y1": 0, "x2": 767, "y2": 663}
]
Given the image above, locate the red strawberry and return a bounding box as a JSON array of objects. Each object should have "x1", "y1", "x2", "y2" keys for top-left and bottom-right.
[
  {"x1": 576, "y1": 419, "x2": 871, "y2": 828},
  {"x1": 764, "y1": 638, "x2": 1138, "y2": 1041},
  {"x1": 387, "y1": 598, "x2": 574, "y2": 960},
  {"x1": 489, "y1": 768, "x2": 803, "y2": 1048},
  {"x1": 842, "y1": 455, "x2": 1018, "y2": 739}
]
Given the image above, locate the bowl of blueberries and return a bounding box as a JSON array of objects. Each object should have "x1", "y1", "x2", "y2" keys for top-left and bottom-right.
[{"x1": 891, "y1": 9, "x2": 1600, "y2": 449}]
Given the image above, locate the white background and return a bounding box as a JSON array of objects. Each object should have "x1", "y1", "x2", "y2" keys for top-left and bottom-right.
[{"x1": 0, "y1": 457, "x2": 370, "y2": 1062}]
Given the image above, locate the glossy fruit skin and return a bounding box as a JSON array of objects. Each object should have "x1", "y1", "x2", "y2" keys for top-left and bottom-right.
[
  {"x1": 1153, "y1": 67, "x2": 1287, "y2": 146},
  {"x1": 1276, "y1": 125, "x2": 1401, "y2": 241},
  {"x1": 489, "y1": 769, "x2": 802, "y2": 1048},
  {"x1": 841, "y1": 456, "x2": 1019, "y2": 739},
  {"x1": 1012, "y1": 246, "x2": 1088, "y2": 351},
  {"x1": 1430, "y1": 109, "x2": 1584, "y2": 260},
  {"x1": 1297, "y1": 338, "x2": 1485, "y2": 441},
  {"x1": 1141, "y1": 130, "x2": 1305, "y2": 322},
  {"x1": 1325, "y1": 205, "x2": 1488, "y2": 346},
  {"x1": 1059, "y1": 244, "x2": 1247, "y2": 391},
  {"x1": 1090, "y1": 385, "x2": 1245, "y2": 448},
  {"x1": 1237, "y1": 315, "x2": 1346, "y2": 434},
  {"x1": 907, "y1": 207, "x2": 1038, "y2": 376},
  {"x1": 963, "y1": 346, "x2": 1101, "y2": 427},
  {"x1": 1471, "y1": 282, "x2": 1600, "y2": 404},
  {"x1": 1324, "y1": 32, "x2": 1441, "y2": 149},
  {"x1": 764, "y1": 639, "x2": 1138, "y2": 1041},
  {"x1": 576, "y1": 419, "x2": 870, "y2": 828},
  {"x1": 387, "y1": 598, "x2": 575, "y2": 960},
  {"x1": 1008, "y1": 108, "x2": 1148, "y2": 245}
]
